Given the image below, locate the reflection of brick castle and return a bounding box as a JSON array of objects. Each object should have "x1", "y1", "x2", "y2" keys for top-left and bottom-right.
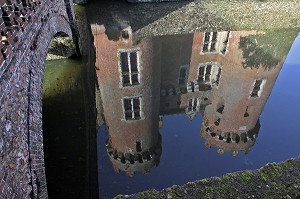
[{"x1": 93, "y1": 26, "x2": 284, "y2": 175}]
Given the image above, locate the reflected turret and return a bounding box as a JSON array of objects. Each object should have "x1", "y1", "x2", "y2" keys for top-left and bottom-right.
[
  {"x1": 93, "y1": 25, "x2": 162, "y2": 176},
  {"x1": 198, "y1": 31, "x2": 285, "y2": 155},
  {"x1": 106, "y1": 134, "x2": 161, "y2": 176},
  {"x1": 201, "y1": 120, "x2": 260, "y2": 155}
]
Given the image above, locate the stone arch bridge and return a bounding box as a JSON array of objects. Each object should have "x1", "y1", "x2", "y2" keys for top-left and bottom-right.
[{"x1": 0, "y1": 0, "x2": 77, "y2": 198}]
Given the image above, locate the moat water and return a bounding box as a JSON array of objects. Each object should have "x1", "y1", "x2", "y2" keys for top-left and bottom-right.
[
  {"x1": 42, "y1": 31, "x2": 300, "y2": 198},
  {"x1": 41, "y1": 5, "x2": 300, "y2": 199},
  {"x1": 43, "y1": 59, "x2": 88, "y2": 198},
  {"x1": 96, "y1": 31, "x2": 300, "y2": 198}
]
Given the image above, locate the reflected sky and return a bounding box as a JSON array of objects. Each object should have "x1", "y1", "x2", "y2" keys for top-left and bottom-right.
[{"x1": 96, "y1": 30, "x2": 300, "y2": 198}]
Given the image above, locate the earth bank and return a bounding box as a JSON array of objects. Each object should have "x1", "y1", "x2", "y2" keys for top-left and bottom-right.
[{"x1": 115, "y1": 157, "x2": 300, "y2": 199}]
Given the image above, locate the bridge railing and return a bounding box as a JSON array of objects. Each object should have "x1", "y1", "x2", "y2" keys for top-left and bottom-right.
[{"x1": 0, "y1": 0, "x2": 42, "y2": 76}]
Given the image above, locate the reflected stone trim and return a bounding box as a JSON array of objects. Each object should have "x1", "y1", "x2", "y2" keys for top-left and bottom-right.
[
  {"x1": 105, "y1": 134, "x2": 162, "y2": 176},
  {"x1": 201, "y1": 118, "x2": 260, "y2": 156}
]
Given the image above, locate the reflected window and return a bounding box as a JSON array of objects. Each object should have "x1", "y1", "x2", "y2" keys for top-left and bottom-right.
[
  {"x1": 244, "y1": 106, "x2": 250, "y2": 117},
  {"x1": 198, "y1": 64, "x2": 212, "y2": 82},
  {"x1": 119, "y1": 49, "x2": 140, "y2": 87},
  {"x1": 123, "y1": 97, "x2": 142, "y2": 120},
  {"x1": 214, "y1": 118, "x2": 221, "y2": 126},
  {"x1": 221, "y1": 31, "x2": 230, "y2": 55},
  {"x1": 202, "y1": 31, "x2": 230, "y2": 55},
  {"x1": 188, "y1": 98, "x2": 198, "y2": 112},
  {"x1": 186, "y1": 97, "x2": 199, "y2": 121},
  {"x1": 217, "y1": 104, "x2": 225, "y2": 114},
  {"x1": 202, "y1": 32, "x2": 217, "y2": 53},
  {"x1": 250, "y1": 79, "x2": 265, "y2": 98},
  {"x1": 198, "y1": 63, "x2": 221, "y2": 87},
  {"x1": 179, "y1": 65, "x2": 188, "y2": 85}
]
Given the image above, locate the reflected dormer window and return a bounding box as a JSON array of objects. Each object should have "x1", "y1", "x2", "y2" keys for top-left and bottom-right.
[
  {"x1": 123, "y1": 96, "x2": 142, "y2": 120},
  {"x1": 119, "y1": 49, "x2": 140, "y2": 87}
]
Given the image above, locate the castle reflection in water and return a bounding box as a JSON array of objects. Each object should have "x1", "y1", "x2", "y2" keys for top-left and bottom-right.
[{"x1": 93, "y1": 28, "x2": 284, "y2": 176}]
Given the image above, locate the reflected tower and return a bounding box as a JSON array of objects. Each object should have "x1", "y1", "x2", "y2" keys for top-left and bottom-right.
[
  {"x1": 93, "y1": 25, "x2": 162, "y2": 176},
  {"x1": 197, "y1": 31, "x2": 285, "y2": 155},
  {"x1": 94, "y1": 27, "x2": 290, "y2": 174}
]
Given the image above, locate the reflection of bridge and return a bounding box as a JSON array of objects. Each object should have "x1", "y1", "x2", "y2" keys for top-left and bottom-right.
[
  {"x1": 0, "y1": 0, "x2": 75, "y2": 198},
  {"x1": 95, "y1": 29, "x2": 286, "y2": 176}
]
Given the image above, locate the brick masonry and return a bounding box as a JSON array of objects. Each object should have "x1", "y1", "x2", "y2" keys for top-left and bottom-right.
[{"x1": 0, "y1": 0, "x2": 75, "y2": 198}]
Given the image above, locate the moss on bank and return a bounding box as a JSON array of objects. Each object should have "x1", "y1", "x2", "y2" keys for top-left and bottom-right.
[{"x1": 115, "y1": 157, "x2": 300, "y2": 199}]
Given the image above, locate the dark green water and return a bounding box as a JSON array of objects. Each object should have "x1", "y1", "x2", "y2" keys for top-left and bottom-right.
[{"x1": 42, "y1": 58, "x2": 87, "y2": 199}]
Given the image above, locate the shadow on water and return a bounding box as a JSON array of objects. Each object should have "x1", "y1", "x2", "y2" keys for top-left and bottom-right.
[{"x1": 42, "y1": 58, "x2": 87, "y2": 198}]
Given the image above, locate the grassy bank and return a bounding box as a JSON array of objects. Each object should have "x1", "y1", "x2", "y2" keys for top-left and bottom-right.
[{"x1": 115, "y1": 157, "x2": 300, "y2": 198}]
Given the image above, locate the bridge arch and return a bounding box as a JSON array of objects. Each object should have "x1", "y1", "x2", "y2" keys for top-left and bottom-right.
[
  {"x1": 0, "y1": 0, "x2": 77, "y2": 198},
  {"x1": 27, "y1": 12, "x2": 76, "y2": 198}
]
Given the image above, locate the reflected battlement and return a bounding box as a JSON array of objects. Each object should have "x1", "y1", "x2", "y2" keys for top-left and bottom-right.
[
  {"x1": 106, "y1": 134, "x2": 162, "y2": 176},
  {"x1": 201, "y1": 120, "x2": 260, "y2": 156},
  {"x1": 95, "y1": 27, "x2": 296, "y2": 175}
]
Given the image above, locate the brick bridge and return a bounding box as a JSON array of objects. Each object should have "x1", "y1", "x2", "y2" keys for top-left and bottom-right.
[{"x1": 0, "y1": 0, "x2": 77, "y2": 198}]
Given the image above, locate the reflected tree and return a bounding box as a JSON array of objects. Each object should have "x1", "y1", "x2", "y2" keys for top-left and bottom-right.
[
  {"x1": 48, "y1": 32, "x2": 77, "y2": 58},
  {"x1": 239, "y1": 28, "x2": 299, "y2": 70}
]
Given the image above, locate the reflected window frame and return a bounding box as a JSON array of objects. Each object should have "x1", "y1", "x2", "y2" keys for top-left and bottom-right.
[
  {"x1": 187, "y1": 98, "x2": 200, "y2": 112},
  {"x1": 249, "y1": 79, "x2": 266, "y2": 98},
  {"x1": 197, "y1": 62, "x2": 222, "y2": 87},
  {"x1": 122, "y1": 96, "x2": 144, "y2": 121},
  {"x1": 201, "y1": 31, "x2": 230, "y2": 55},
  {"x1": 178, "y1": 65, "x2": 189, "y2": 86},
  {"x1": 118, "y1": 48, "x2": 142, "y2": 87}
]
